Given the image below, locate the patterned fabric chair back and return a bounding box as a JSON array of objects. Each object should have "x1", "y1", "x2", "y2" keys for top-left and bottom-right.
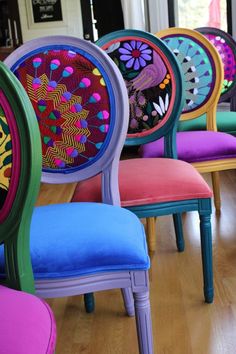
[
  {"x1": 96, "y1": 29, "x2": 185, "y2": 148},
  {"x1": 0, "y1": 61, "x2": 41, "y2": 237},
  {"x1": 5, "y1": 36, "x2": 129, "y2": 198},
  {"x1": 156, "y1": 28, "x2": 224, "y2": 130},
  {"x1": 196, "y1": 26, "x2": 236, "y2": 104},
  {"x1": 0, "y1": 61, "x2": 41, "y2": 291}
]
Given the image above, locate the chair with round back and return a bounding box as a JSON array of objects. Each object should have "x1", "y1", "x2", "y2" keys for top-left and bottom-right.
[
  {"x1": 3, "y1": 35, "x2": 153, "y2": 354},
  {"x1": 71, "y1": 29, "x2": 214, "y2": 303},
  {"x1": 140, "y1": 27, "x2": 236, "y2": 212},
  {"x1": 178, "y1": 26, "x2": 236, "y2": 135},
  {"x1": 0, "y1": 61, "x2": 56, "y2": 354}
]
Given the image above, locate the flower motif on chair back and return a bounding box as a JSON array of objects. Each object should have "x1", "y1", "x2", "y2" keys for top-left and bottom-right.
[
  {"x1": 160, "y1": 34, "x2": 216, "y2": 114},
  {"x1": 98, "y1": 31, "x2": 179, "y2": 142}
]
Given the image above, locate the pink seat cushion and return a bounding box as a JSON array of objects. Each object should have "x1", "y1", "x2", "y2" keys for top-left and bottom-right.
[
  {"x1": 72, "y1": 158, "x2": 212, "y2": 206},
  {"x1": 139, "y1": 131, "x2": 236, "y2": 163},
  {"x1": 0, "y1": 285, "x2": 56, "y2": 354}
]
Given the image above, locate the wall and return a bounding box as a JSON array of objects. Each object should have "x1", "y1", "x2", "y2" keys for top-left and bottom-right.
[{"x1": 18, "y1": 0, "x2": 83, "y2": 43}]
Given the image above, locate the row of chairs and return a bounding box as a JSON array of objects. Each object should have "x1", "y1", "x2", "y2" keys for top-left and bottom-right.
[{"x1": 1, "y1": 26, "x2": 235, "y2": 353}]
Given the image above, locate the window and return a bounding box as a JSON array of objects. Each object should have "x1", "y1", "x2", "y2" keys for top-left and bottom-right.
[{"x1": 168, "y1": 0, "x2": 232, "y2": 33}]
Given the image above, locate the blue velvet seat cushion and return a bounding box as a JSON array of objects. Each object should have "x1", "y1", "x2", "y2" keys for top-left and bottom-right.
[{"x1": 0, "y1": 203, "x2": 149, "y2": 279}]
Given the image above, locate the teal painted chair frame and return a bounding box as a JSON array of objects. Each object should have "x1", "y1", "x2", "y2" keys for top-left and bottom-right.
[{"x1": 94, "y1": 30, "x2": 214, "y2": 303}]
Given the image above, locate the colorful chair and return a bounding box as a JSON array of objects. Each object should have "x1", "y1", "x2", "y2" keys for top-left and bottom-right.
[
  {"x1": 3, "y1": 36, "x2": 153, "y2": 354},
  {"x1": 178, "y1": 27, "x2": 236, "y2": 135},
  {"x1": 71, "y1": 30, "x2": 214, "y2": 303},
  {"x1": 140, "y1": 27, "x2": 236, "y2": 212},
  {"x1": 0, "y1": 62, "x2": 56, "y2": 353}
]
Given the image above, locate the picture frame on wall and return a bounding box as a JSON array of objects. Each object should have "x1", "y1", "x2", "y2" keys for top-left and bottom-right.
[{"x1": 26, "y1": 0, "x2": 67, "y2": 29}]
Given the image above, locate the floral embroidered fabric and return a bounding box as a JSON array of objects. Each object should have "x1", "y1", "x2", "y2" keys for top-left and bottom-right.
[
  {"x1": 103, "y1": 39, "x2": 172, "y2": 135},
  {"x1": 0, "y1": 105, "x2": 12, "y2": 210},
  {"x1": 13, "y1": 49, "x2": 112, "y2": 172},
  {"x1": 163, "y1": 35, "x2": 215, "y2": 113},
  {"x1": 203, "y1": 33, "x2": 236, "y2": 95}
]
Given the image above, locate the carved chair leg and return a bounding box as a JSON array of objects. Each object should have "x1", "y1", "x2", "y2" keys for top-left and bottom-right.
[
  {"x1": 211, "y1": 171, "x2": 221, "y2": 211},
  {"x1": 199, "y1": 201, "x2": 213, "y2": 303},
  {"x1": 84, "y1": 293, "x2": 95, "y2": 313},
  {"x1": 146, "y1": 217, "x2": 156, "y2": 252},
  {"x1": 133, "y1": 291, "x2": 154, "y2": 354},
  {"x1": 173, "y1": 213, "x2": 185, "y2": 252},
  {"x1": 121, "y1": 288, "x2": 135, "y2": 316}
]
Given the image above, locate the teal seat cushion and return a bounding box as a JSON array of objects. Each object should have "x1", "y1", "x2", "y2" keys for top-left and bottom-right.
[
  {"x1": 0, "y1": 203, "x2": 149, "y2": 279},
  {"x1": 178, "y1": 112, "x2": 236, "y2": 135}
]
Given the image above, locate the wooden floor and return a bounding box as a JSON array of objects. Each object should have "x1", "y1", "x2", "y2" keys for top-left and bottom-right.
[{"x1": 38, "y1": 170, "x2": 236, "y2": 354}]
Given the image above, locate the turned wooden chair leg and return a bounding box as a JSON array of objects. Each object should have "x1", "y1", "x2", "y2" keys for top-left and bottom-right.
[
  {"x1": 211, "y1": 171, "x2": 221, "y2": 212},
  {"x1": 121, "y1": 288, "x2": 135, "y2": 317},
  {"x1": 146, "y1": 217, "x2": 156, "y2": 252}
]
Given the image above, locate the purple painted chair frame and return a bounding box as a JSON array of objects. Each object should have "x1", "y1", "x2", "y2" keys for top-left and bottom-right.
[{"x1": 4, "y1": 36, "x2": 153, "y2": 354}]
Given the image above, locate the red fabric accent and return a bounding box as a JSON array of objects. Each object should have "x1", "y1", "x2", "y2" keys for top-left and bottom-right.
[
  {"x1": 72, "y1": 158, "x2": 212, "y2": 206},
  {"x1": 0, "y1": 285, "x2": 56, "y2": 354}
]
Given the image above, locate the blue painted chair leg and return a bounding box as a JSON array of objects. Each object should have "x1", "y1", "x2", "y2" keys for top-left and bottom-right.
[
  {"x1": 173, "y1": 213, "x2": 185, "y2": 252},
  {"x1": 199, "y1": 212, "x2": 213, "y2": 303},
  {"x1": 84, "y1": 293, "x2": 95, "y2": 313}
]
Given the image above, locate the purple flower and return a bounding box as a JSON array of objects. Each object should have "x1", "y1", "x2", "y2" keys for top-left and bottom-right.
[{"x1": 119, "y1": 41, "x2": 152, "y2": 70}]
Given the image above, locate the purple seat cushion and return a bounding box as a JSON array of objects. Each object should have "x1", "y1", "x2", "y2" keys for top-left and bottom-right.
[
  {"x1": 139, "y1": 131, "x2": 236, "y2": 163},
  {"x1": 0, "y1": 285, "x2": 56, "y2": 354}
]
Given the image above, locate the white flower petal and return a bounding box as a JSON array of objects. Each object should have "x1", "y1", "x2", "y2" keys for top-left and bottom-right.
[
  {"x1": 153, "y1": 102, "x2": 163, "y2": 116},
  {"x1": 159, "y1": 96, "x2": 165, "y2": 113},
  {"x1": 106, "y1": 42, "x2": 120, "y2": 53},
  {"x1": 165, "y1": 93, "x2": 169, "y2": 111}
]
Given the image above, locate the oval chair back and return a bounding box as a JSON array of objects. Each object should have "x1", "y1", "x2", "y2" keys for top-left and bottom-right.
[
  {"x1": 96, "y1": 29, "x2": 185, "y2": 156},
  {"x1": 4, "y1": 36, "x2": 129, "y2": 205},
  {"x1": 4, "y1": 37, "x2": 154, "y2": 354},
  {"x1": 156, "y1": 28, "x2": 224, "y2": 131},
  {"x1": 0, "y1": 61, "x2": 41, "y2": 292},
  {"x1": 196, "y1": 26, "x2": 236, "y2": 109}
]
